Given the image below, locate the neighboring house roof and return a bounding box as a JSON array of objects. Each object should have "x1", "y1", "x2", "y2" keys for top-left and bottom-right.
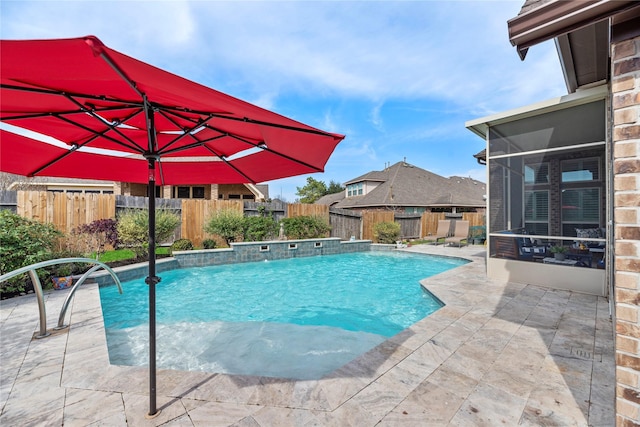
[
  {"x1": 474, "y1": 149, "x2": 486, "y2": 165},
  {"x1": 255, "y1": 184, "x2": 269, "y2": 200},
  {"x1": 315, "y1": 191, "x2": 345, "y2": 206},
  {"x1": 509, "y1": 1, "x2": 640, "y2": 91},
  {"x1": 316, "y1": 161, "x2": 486, "y2": 209}
]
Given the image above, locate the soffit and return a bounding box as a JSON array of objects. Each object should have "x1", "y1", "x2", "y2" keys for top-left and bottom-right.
[
  {"x1": 508, "y1": 0, "x2": 637, "y2": 58},
  {"x1": 465, "y1": 85, "x2": 607, "y2": 139},
  {"x1": 508, "y1": 1, "x2": 639, "y2": 93}
]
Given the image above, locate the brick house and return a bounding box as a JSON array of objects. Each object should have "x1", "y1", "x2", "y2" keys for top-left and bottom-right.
[
  {"x1": 1, "y1": 172, "x2": 268, "y2": 201},
  {"x1": 466, "y1": 1, "x2": 639, "y2": 424}
]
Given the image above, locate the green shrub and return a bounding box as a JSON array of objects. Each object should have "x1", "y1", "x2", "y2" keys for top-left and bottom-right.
[
  {"x1": 170, "y1": 239, "x2": 193, "y2": 253},
  {"x1": 117, "y1": 209, "x2": 180, "y2": 258},
  {"x1": 202, "y1": 239, "x2": 217, "y2": 249},
  {"x1": 0, "y1": 210, "x2": 63, "y2": 296},
  {"x1": 373, "y1": 221, "x2": 401, "y2": 244},
  {"x1": 244, "y1": 215, "x2": 279, "y2": 242},
  {"x1": 281, "y1": 215, "x2": 330, "y2": 240},
  {"x1": 204, "y1": 208, "x2": 245, "y2": 246}
]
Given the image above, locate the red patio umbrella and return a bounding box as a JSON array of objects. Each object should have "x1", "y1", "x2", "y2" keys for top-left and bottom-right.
[{"x1": 0, "y1": 36, "x2": 344, "y2": 416}]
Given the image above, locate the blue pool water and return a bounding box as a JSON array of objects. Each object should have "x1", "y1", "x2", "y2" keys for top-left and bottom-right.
[{"x1": 99, "y1": 251, "x2": 466, "y2": 379}]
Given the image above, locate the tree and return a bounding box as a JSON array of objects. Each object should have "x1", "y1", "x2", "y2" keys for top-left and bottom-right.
[
  {"x1": 296, "y1": 177, "x2": 344, "y2": 204},
  {"x1": 296, "y1": 177, "x2": 327, "y2": 203},
  {"x1": 326, "y1": 180, "x2": 345, "y2": 195}
]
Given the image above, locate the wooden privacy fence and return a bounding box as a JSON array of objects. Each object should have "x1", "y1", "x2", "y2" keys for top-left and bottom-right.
[
  {"x1": 181, "y1": 199, "x2": 243, "y2": 247},
  {"x1": 287, "y1": 203, "x2": 329, "y2": 220},
  {"x1": 362, "y1": 211, "x2": 394, "y2": 241},
  {"x1": 328, "y1": 208, "x2": 362, "y2": 240},
  {"x1": 330, "y1": 211, "x2": 486, "y2": 241},
  {"x1": 9, "y1": 191, "x2": 485, "y2": 245},
  {"x1": 16, "y1": 191, "x2": 115, "y2": 234}
]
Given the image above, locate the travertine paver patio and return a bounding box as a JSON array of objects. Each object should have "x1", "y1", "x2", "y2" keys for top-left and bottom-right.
[{"x1": 0, "y1": 245, "x2": 614, "y2": 426}]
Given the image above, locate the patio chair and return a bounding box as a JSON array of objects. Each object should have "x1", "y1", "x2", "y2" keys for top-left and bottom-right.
[
  {"x1": 445, "y1": 220, "x2": 469, "y2": 247},
  {"x1": 430, "y1": 220, "x2": 451, "y2": 245}
]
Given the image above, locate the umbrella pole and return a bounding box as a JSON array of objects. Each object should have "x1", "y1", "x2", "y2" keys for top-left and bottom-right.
[{"x1": 145, "y1": 157, "x2": 160, "y2": 418}]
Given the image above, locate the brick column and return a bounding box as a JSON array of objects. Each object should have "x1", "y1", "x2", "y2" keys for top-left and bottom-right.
[{"x1": 612, "y1": 34, "x2": 640, "y2": 426}]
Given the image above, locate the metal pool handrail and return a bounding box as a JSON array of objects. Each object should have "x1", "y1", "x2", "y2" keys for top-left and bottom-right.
[{"x1": 0, "y1": 258, "x2": 122, "y2": 338}]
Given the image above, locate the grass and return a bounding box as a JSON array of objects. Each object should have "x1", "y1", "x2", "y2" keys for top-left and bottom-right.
[{"x1": 95, "y1": 247, "x2": 170, "y2": 263}]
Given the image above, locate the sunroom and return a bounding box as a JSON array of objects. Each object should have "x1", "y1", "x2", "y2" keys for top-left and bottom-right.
[{"x1": 466, "y1": 85, "x2": 609, "y2": 296}]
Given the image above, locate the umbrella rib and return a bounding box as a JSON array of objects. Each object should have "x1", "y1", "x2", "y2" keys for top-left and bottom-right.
[
  {"x1": 96, "y1": 50, "x2": 145, "y2": 100},
  {"x1": 227, "y1": 133, "x2": 324, "y2": 173},
  {"x1": 160, "y1": 135, "x2": 227, "y2": 156},
  {"x1": 153, "y1": 109, "x2": 217, "y2": 155},
  {"x1": 62, "y1": 94, "x2": 148, "y2": 153},
  {"x1": 201, "y1": 145, "x2": 257, "y2": 184},
  {"x1": 164, "y1": 105, "x2": 335, "y2": 138},
  {"x1": 55, "y1": 114, "x2": 145, "y2": 154},
  {"x1": 2, "y1": 84, "x2": 340, "y2": 138},
  {"x1": 0, "y1": 83, "x2": 144, "y2": 108},
  {"x1": 1, "y1": 105, "x2": 138, "y2": 122},
  {"x1": 161, "y1": 108, "x2": 325, "y2": 172},
  {"x1": 28, "y1": 144, "x2": 80, "y2": 177}
]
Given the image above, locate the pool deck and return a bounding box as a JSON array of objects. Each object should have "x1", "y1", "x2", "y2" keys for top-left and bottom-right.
[{"x1": 0, "y1": 245, "x2": 614, "y2": 426}]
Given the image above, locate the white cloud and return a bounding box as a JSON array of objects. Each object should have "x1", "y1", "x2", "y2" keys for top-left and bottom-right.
[
  {"x1": 369, "y1": 103, "x2": 384, "y2": 132},
  {"x1": 1, "y1": 0, "x2": 567, "y2": 204},
  {"x1": 1, "y1": 1, "x2": 564, "y2": 110}
]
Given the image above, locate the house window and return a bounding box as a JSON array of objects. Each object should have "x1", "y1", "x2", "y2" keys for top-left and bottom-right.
[
  {"x1": 173, "y1": 186, "x2": 205, "y2": 199},
  {"x1": 347, "y1": 182, "x2": 363, "y2": 197},
  {"x1": 242, "y1": 194, "x2": 255, "y2": 200},
  {"x1": 562, "y1": 158, "x2": 599, "y2": 182},
  {"x1": 192, "y1": 187, "x2": 205, "y2": 199},
  {"x1": 525, "y1": 162, "x2": 549, "y2": 184},
  {"x1": 175, "y1": 187, "x2": 190, "y2": 198},
  {"x1": 146, "y1": 185, "x2": 162, "y2": 198},
  {"x1": 228, "y1": 194, "x2": 241, "y2": 199},
  {"x1": 561, "y1": 188, "x2": 600, "y2": 236},
  {"x1": 525, "y1": 190, "x2": 549, "y2": 235}
]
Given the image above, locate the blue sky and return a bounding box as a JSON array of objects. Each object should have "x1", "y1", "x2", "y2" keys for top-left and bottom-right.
[{"x1": 1, "y1": 1, "x2": 567, "y2": 202}]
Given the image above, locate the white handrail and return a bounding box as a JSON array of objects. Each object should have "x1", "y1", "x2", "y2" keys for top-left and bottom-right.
[{"x1": 0, "y1": 258, "x2": 122, "y2": 338}]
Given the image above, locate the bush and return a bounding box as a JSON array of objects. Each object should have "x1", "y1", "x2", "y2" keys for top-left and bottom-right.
[
  {"x1": 373, "y1": 221, "x2": 401, "y2": 244},
  {"x1": 204, "y1": 209, "x2": 245, "y2": 246},
  {"x1": 202, "y1": 239, "x2": 217, "y2": 249},
  {"x1": 117, "y1": 209, "x2": 180, "y2": 258},
  {"x1": 170, "y1": 239, "x2": 194, "y2": 253},
  {"x1": 0, "y1": 210, "x2": 63, "y2": 296},
  {"x1": 244, "y1": 215, "x2": 279, "y2": 242},
  {"x1": 281, "y1": 215, "x2": 330, "y2": 240}
]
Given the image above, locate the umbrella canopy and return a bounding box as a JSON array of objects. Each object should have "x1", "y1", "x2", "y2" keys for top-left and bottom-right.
[
  {"x1": 1, "y1": 36, "x2": 343, "y2": 184},
  {"x1": 0, "y1": 36, "x2": 344, "y2": 417}
]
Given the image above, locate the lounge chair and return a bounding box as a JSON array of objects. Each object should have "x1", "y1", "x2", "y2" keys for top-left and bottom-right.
[
  {"x1": 431, "y1": 219, "x2": 451, "y2": 245},
  {"x1": 445, "y1": 220, "x2": 469, "y2": 247}
]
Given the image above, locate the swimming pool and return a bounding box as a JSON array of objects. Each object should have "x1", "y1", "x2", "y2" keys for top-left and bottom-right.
[{"x1": 99, "y1": 251, "x2": 467, "y2": 379}]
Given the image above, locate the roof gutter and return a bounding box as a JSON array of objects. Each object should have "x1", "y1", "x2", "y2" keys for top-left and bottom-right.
[{"x1": 508, "y1": 0, "x2": 638, "y2": 59}]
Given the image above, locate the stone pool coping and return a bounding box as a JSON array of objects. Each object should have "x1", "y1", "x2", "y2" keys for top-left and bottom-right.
[{"x1": 0, "y1": 244, "x2": 614, "y2": 425}]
